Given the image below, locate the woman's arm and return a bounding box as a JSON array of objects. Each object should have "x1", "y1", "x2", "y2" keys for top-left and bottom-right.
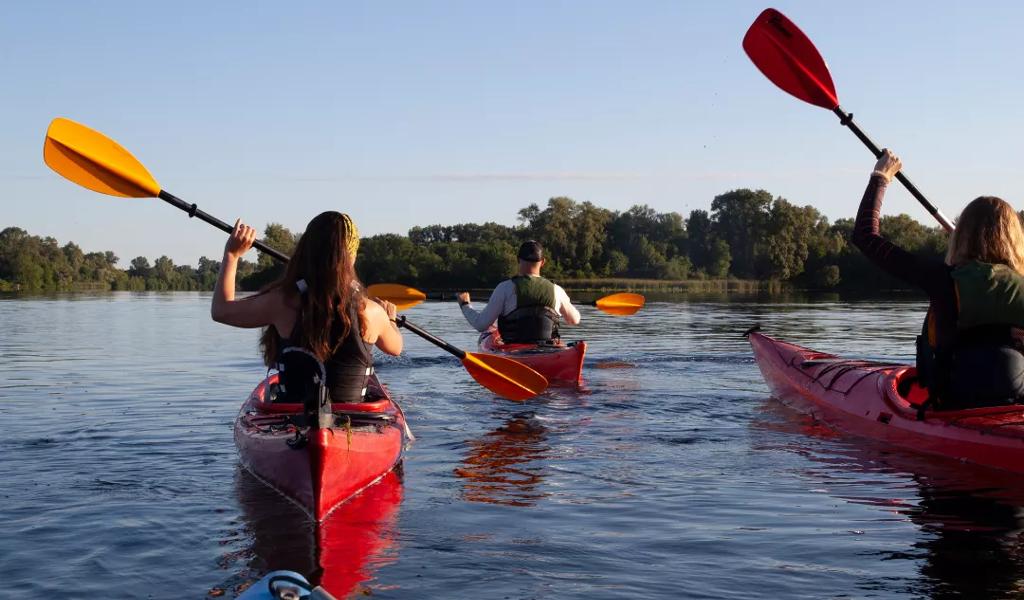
[
  {"x1": 850, "y1": 150, "x2": 946, "y2": 290},
  {"x1": 364, "y1": 298, "x2": 403, "y2": 356},
  {"x1": 211, "y1": 220, "x2": 284, "y2": 328}
]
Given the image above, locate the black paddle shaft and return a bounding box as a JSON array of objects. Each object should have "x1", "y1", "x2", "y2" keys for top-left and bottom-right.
[
  {"x1": 158, "y1": 190, "x2": 292, "y2": 261},
  {"x1": 395, "y1": 316, "x2": 467, "y2": 359},
  {"x1": 156, "y1": 193, "x2": 470, "y2": 363},
  {"x1": 832, "y1": 107, "x2": 954, "y2": 232}
]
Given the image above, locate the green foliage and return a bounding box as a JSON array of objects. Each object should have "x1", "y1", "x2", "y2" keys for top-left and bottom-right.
[
  {"x1": 0, "y1": 226, "x2": 234, "y2": 292},
  {"x1": 0, "y1": 188, "x2": 952, "y2": 293},
  {"x1": 711, "y1": 189, "x2": 772, "y2": 278},
  {"x1": 814, "y1": 265, "x2": 841, "y2": 288}
]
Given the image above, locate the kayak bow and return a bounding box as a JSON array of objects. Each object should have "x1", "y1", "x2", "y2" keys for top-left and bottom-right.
[{"x1": 234, "y1": 374, "x2": 407, "y2": 522}]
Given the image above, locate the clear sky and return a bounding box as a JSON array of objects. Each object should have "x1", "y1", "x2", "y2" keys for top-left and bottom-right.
[{"x1": 3, "y1": 1, "x2": 1023, "y2": 265}]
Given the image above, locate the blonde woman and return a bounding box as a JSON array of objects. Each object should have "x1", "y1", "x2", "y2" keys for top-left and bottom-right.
[{"x1": 852, "y1": 149, "x2": 1024, "y2": 408}]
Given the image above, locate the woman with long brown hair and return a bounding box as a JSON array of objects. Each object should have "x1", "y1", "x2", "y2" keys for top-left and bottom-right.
[
  {"x1": 852, "y1": 150, "x2": 1024, "y2": 408},
  {"x1": 210, "y1": 211, "x2": 402, "y2": 403}
]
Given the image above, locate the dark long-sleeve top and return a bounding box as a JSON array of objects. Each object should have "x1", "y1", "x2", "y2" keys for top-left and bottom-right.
[{"x1": 850, "y1": 175, "x2": 957, "y2": 343}]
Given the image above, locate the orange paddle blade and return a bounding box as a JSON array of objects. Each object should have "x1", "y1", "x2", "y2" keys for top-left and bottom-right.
[
  {"x1": 594, "y1": 292, "x2": 645, "y2": 316},
  {"x1": 461, "y1": 352, "x2": 548, "y2": 401},
  {"x1": 366, "y1": 283, "x2": 427, "y2": 311},
  {"x1": 43, "y1": 118, "x2": 161, "y2": 198}
]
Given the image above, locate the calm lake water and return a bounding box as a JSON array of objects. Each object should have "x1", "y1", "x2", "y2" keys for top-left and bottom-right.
[{"x1": 4, "y1": 293, "x2": 1024, "y2": 599}]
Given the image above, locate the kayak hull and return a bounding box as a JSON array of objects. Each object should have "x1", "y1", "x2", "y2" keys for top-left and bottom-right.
[
  {"x1": 749, "y1": 331, "x2": 1024, "y2": 473},
  {"x1": 479, "y1": 331, "x2": 586, "y2": 386},
  {"x1": 234, "y1": 374, "x2": 405, "y2": 522}
]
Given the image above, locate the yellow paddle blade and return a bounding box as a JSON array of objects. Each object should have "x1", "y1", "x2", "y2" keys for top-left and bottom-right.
[
  {"x1": 43, "y1": 117, "x2": 161, "y2": 198},
  {"x1": 461, "y1": 352, "x2": 548, "y2": 401},
  {"x1": 367, "y1": 283, "x2": 427, "y2": 311},
  {"x1": 594, "y1": 292, "x2": 645, "y2": 316}
]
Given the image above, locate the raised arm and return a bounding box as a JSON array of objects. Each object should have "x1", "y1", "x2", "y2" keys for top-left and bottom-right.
[
  {"x1": 211, "y1": 220, "x2": 286, "y2": 328},
  {"x1": 850, "y1": 150, "x2": 946, "y2": 290}
]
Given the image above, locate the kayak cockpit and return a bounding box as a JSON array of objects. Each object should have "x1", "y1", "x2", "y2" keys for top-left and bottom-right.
[
  {"x1": 884, "y1": 368, "x2": 1024, "y2": 436},
  {"x1": 250, "y1": 374, "x2": 394, "y2": 415}
]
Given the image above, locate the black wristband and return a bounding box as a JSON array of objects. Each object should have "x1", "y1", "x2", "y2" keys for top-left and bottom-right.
[{"x1": 459, "y1": 300, "x2": 469, "y2": 307}]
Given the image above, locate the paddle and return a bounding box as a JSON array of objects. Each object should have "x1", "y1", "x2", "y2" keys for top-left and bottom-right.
[
  {"x1": 368, "y1": 284, "x2": 645, "y2": 317},
  {"x1": 742, "y1": 8, "x2": 954, "y2": 233},
  {"x1": 44, "y1": 118, "x2": 292, "y2": 261},
  {"x1": 393, "y1": 316, "x2": 547, "y2": 401},
  {"x1": 591, "y1": 292, "x2": 644, "y2": 316},
  {"x1": 366, "y1": 284, "x2": 426, "y2": 311},
  {"x1": 364, "y1": 283, "x2": 547, "y2": 400},
  {"x1": 43, "y1": 117, "x2": 548, "y2": 402}
]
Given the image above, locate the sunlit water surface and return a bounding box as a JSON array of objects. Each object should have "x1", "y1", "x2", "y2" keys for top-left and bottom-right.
[{"x1": 3, "y1": 293, "x2": 1024, "y2": 598}]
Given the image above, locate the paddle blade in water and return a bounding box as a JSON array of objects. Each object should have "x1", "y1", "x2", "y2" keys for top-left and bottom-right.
[
  {"x1": 743, "y1": 9, "x2": 839, "y2": 110},
  {"x1": 366, "y1": 284, "x2": 427, "y2": 311},
  {"x1": 461, "y1": 353, "x2": 548, "y2": 401},
  {"x1": 594, "y1": 292, "x2": 645, "y2": 316},
  {"x1": 44, "y1": 118, "x2": 161, "y2": 198}
]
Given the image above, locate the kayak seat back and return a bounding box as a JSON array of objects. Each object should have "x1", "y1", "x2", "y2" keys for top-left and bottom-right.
[
  {"x1": 253, "y1": 374, "x2": 394, "y2": 415},
  {"x1": 271, "y1": 346, "x2": 327, "y2": 407}
]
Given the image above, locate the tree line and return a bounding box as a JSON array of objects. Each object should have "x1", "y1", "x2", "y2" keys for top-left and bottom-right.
[{"x1": 0, "y1": 188, "x2": 950, "y2": 292}]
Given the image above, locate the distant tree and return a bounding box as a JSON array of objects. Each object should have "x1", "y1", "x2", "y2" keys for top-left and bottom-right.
[
  {"x1": 763, "y1": 199, "x2": 828, "y2": 280},
  {"x1": 129, "y1": 256, "x2": 151, "y2": 279},
  {"x1": 711, "y1": 189, "x2": 772, "y2": 278},
  {"x1": 706, "y1": 238, "x2": 731, "y2": 278},
  {"x1": 814, "y1": 265, "x2": 841, "y2": 288}
]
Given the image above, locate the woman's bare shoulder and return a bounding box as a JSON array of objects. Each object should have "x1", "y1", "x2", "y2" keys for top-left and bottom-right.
[{"x1": 361, "y1": 297, "x2": 386, "y2": 321}]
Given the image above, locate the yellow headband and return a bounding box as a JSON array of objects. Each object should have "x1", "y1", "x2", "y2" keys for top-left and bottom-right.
[{"x1": 342, "y1": 213, "x2": 360, "y2": 256}]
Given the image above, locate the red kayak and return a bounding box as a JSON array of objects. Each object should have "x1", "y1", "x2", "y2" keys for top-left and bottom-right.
[
  {"x1": 479, "y1": 330, "x2": 586, "y2": 386},
  {"x1": 234, "y1": 373, "x2": 407, "y2": 522},
  {"x1": 749, "y1": 331, "x2": 1024, "y2": 474}
]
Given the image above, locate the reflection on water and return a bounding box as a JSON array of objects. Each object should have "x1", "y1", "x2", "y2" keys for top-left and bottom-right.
[
  {"x1": 234, "y1": 466, "x2": 403, "y2": 598},
  {"x1": 454, "y1": 412, "x2": 550, "y2": 507},
  {"x1": 754, "y1": 400, "x2": 1024, "y2": 599},
  {"x1": 14, "y1": 293, "x2": 1024, "y2": 598}
]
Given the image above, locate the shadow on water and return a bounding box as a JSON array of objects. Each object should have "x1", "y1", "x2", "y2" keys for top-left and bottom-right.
[
  {"x1": 232, "y1": 466, "x2": 404, "y2": 598},
  {"x1": 753, "y1": 400, "x2": 1024, "y2": 599}
]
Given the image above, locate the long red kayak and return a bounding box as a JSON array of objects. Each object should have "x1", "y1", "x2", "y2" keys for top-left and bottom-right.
[
  {"x1": 479, "y1": 330, "x2": 586, "y2": 387},
  {"x1": 234, "y1": 374, "x2": 407, "y2": 522},
  {"x1": 749, "y1": 331, "x2": 1024, "y2": 474}
]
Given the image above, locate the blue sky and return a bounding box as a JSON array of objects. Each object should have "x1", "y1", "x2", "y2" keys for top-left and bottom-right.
[{"x1": 3, "y1": 1, "x2": 1023, "y2": 264}]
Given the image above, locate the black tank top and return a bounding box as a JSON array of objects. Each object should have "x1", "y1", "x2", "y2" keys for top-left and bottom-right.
[{"x1": 277, "y1": 300, "x2": 374, "y2": 403}]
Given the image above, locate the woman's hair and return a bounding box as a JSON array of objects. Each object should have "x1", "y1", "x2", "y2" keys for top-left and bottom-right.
[
  {"x1": 946, "y1": 196, "x2": 1024, "y2": 274},
  {"x1": 259, "y1": 211, "x2": 364, "y2": 366}
]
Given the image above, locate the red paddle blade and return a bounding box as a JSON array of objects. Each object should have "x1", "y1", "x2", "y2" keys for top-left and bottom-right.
[{"x1": 743, "y1": 8, "x2": 839, "y2": 110}]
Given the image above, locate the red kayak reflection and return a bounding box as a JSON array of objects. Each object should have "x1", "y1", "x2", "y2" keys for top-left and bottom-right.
[
  {"x1": 753, "y1": 401, "x2": 1024, "y2": 598},
  {"x1": 234, "y1": 465, "x2": 403, "y2": 598},
  {"x1": 454, "y1": 412, "x2": 550, "y2": 507}
]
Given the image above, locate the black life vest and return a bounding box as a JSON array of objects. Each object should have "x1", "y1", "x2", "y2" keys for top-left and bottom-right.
[
  {"x1": 274, "y1": 298, "x2": 374, "y2": 404},
  {"x1": 917, "y1": 261, "x2": 1024, "y2": 408},
  {"x1": 497, "y1": 275, "x2": 561, "y2": 344}
]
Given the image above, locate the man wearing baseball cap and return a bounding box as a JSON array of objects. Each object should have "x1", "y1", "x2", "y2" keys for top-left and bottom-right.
[{"x1": 457, "y1": 240, "x2": 581, "y2": 344}]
